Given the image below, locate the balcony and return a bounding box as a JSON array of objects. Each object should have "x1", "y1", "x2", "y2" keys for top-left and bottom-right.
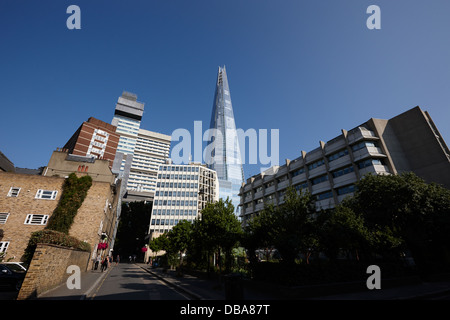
[
  {"x1": 359, "y1": 164, "x2": 390, "y2": 177},
  {"x1": 332, "y1": 172, "x2": 357, "y2": 188},
  {"x1": 327, "y1": 154, "x2": 352, "y2": 171},
  {"x1": 347, "y1": 127, "x2": 378, "y2": 145},
  {"x1": 311, "y1": 180, "x2": 331, "y2": 195},
  {"x1": 352, "y1": 146, "x2": 386, "y2": 162}
]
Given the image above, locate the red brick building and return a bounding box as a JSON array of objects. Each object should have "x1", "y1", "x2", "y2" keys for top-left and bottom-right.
[{"x1": 63, "y1": 117, "x2": 120, "y2": 167}]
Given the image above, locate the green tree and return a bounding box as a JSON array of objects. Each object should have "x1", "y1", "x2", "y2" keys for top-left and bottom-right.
[
  {"x1": 345, "y1": 172, "x2": 450, "y2": 273},
  {"x1": 167, "y1": 220, "x2": 192, "y2": 270},
  {"x1": 198, "y1": 198, "x2": 243, "y2": 273},
  {"x1": 246, "y1": 187, "x2": 317, "y2": 266}
]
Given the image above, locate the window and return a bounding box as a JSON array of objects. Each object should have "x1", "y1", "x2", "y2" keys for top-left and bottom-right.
[
  {"x1": 337, "y1": 184, "x2": 356, "y2": 195},
  {"x1": 357, "y1": 158, "x2": 383, "y2": 169},
  {"x1": 0, "y1": 242, "x2": 9, "y2": 254},
  {"x1": 7, "y1": 187, "x2": 21, "y2": 197},
  {"x1": 327, "y1": 149, "x2": 349, "y2": 162},
  {"x1": 35, "y1": 189, "x2": 58, "y2": 200},
  {"x1": 291, "y1": 168, "x2": 305, "y2": 177},
  {"x1": 0, "y1": 212, "x2": 10, "y2": 224},
  {"x1": 351, "y1": 141, "x2": 376, "y2": 152},
  {"x1": 24, "y1": 214, "x2": 49, "y2": 225},
  {"x1": 317, "y1": 191, "x2": 333, "y2": 200},
  {"x1": 331, "y1": 165, "x2": 354, "y2": 178},
  {"x1": 308, "y1": 159, "x2": 325, "y2": 170},
  {"x1": 311, "y1": 175, "x2": 328, "y2": 185}
]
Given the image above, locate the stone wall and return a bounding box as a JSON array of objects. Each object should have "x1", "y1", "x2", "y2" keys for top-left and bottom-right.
[{"x1": 17, "y1": 243, "x2": 90, "y2": 300}]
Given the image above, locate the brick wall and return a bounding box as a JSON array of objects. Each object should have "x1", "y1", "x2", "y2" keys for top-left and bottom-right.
[
  {"x1": 17, "y1": 243, "x2": 90, "y2": 300},
  {"x1": 0, "y1": 172, "x2": 64, "y2": 261}
]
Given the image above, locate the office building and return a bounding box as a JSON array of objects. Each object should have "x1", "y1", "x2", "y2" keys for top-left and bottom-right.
[
  {"x1": 111, "y1": 92, "x2": 171, "y2": 202},
  {"x1": 148, "y1": 161, "x2": 219, "y2": 237},
  {"x1": 206, "y1": 66, "x2": 244, "y2": 216},
  {"x1": 239, "y1": 106, "x2": 450, "y2": 226}
]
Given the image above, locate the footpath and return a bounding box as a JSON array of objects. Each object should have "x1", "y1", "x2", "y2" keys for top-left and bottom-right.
[{"x1": 22, "y1": 263, "x2": 450, "y2": 300}]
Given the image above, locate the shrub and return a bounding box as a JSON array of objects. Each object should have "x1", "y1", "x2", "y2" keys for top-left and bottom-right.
[{"x1": 23, "y1": 230, "x2": 91, "y2": 264}]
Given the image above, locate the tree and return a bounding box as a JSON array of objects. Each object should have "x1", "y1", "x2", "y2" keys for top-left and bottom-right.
[
  {"x1": 198, "y1": 198, "x2": 243, "y2": 273},
  {"x1": 167, "y1": 220, "x2": 192, "y2": 270},
  {"x1": 344, "y1": 172, "x2": 450, "y2": 273},
  {"x1": 316, "y1": 204, "x2": 371, "y2": 261},
  {"x1": 245, "y1": 187, "x2": 317, "y2": 266}
]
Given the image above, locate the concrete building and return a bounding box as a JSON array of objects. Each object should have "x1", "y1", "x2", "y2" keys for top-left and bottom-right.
[
  {"x1": 111, "y1": 92, "x2": 171, "y2": 202},
  {"x1": 0, "y1": 149, "x2": 121, "y2": 264},
  {"x1": 239, "y1": 106, "x2": 450, "y2": 226},
  {"x1": 145, "y1": 160, "x2": 219, "y2": 260},
  {"x1": 63, "y1": 117, "x2": 120, "y2": 168},
  {"x1": 148, "y1": 161, "x2": 219, "y2": 235}
]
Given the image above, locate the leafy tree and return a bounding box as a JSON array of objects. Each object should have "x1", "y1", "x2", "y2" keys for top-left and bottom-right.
[
  {"x1": 246, "y1": 187, "x2": 316, "y2": 266},
  {"x1": 316, "y1": 204, "x2": 371, "y2": 261},
  {"x1": 167, "y1": 220, "x2": 192, "y2": 269},
  {"x1": 344, "y1": 172, "x2": 450, "y2": 273},
  {"x1": 198, "y1": 198, "x2": 243, "y2": 273}
]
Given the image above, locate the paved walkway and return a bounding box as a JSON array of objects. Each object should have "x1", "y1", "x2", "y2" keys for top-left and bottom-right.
[{"x1": 31, "y1": 263, "x2": 450, "y2": 300}]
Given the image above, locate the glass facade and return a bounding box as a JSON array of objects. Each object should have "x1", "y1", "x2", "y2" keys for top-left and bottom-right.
[{"x1": 206, "y1": 66, "x2": 245, "y2": 216}]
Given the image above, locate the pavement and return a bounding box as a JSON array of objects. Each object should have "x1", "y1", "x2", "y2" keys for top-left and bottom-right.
[{"x1": 8, "y1": 262, "x2": 450, "y2": 301}]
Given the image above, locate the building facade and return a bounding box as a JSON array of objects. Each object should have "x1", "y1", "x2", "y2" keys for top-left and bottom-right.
[
  {"x1": 111, "y1": 92, "x2": 171, "y2": 202},
  {"x1": 206, "y1": 66, "x2": 244, "y2": 216},
  {"x1": 0, "y1": 149, "x2": 121, "y2": 264},
  {"x1": 148, "y1": 161, "x2": 219, "y2": 236},
  {"x1": 63, "y1": 117, "x2": 120, "y2": 168},
  {"x1": 239, "y1": 106, "x2": 450, "y2": 226}
]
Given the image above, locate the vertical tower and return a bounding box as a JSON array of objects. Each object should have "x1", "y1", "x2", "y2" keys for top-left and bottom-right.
[
  {"x1": 111, "y1": 92, "x2": 171, "y2": 202},
  {"x1": 206, "y1": 66, "x2": 245, "y2": 216}
]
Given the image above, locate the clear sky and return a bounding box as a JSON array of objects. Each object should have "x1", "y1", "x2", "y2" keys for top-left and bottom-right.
[{"x1": 1, "y1": 0, "x2": 449, "y2": 179}]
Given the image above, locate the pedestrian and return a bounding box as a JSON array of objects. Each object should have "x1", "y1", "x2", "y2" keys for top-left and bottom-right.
[
  {"x1": 95, "y1": 255, "x2": 101, "y2": 270},
  {"x1": 101, "y1": 257, "x2": 108, "y2": 272},
  {"x1": 116, "y1": 255, "x2": 120, "y2": 265}
]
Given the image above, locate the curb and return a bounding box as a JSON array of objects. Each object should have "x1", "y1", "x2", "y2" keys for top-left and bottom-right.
[{"x1": 137, "y1": 265, "x2": 203, "y2": 300}]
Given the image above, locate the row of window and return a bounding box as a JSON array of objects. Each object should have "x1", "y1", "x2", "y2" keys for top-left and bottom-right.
[
  {"x1": 159, "y1": 166, "x2": 200, "y2": 172},
  {"x1": 155, "y1": 191, "x2": 197, "y2": 197},
  {"x1": 156, "y1": 182, "x2": 198, "y2": 189},
  {"x1": 158, "y1": 174, "x2": 198, "y2": 180},
  {"x1": 0, "y1": 213, "x2": 49, "y2": 225},
  {"x1": 5, "y1": 188, "x2": 58, "y2": 200},
  {"x1": 152, "y1": 209, "x2": 197, "y2": 216},
  {"x1": 153, "y1": 200, "x2": 198, "y2": 207},
  {"x1": 150, "y1": 218, "x2": 195, "y2": 226}
]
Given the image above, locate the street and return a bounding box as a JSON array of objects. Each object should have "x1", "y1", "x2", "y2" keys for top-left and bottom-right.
[{"x1": 88, "y1": 263, "x2": 189, "y2": 300}]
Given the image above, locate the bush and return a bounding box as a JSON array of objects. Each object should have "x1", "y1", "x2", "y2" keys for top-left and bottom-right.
[{"x1": 22, "y1": 230, "x2": 91, "y2": 264}]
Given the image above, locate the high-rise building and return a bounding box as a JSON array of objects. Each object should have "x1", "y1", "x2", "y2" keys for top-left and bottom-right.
[
  {"x1": 206, "y1": 66, "x2": 244, "y2": 216},
  {"x1": 111, "y1": 92, "x2": 171, "y2": 202},
  {"x1": 148, "y1": 160, "x2": 219, "y2": 235},
  {"x1": 63, "y1": 117, "x2": 120, "y2": 168},
  {"x1": 239, "y1": 106, "x2": 450, "y2": 226}
]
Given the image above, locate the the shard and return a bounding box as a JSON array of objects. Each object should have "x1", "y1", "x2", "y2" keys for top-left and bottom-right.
[{"x1": 206, "y1": 66, "x2": 245, "y2": 216}]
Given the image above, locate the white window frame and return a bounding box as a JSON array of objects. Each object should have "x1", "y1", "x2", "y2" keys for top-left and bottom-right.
[
  {"x1": 35, "y1": 189, "x2": 58, "y2": 200},
  {"x1": 24, "y1": 214, "x2": 49, "y2": 225},
  {"x1": 0, "y1": 241, "x2": 9, "y2": 253},
  {"x1": 7, "y1": 187, "x2": 21, "y2": 197},
  {"x1": 0, "y1": 212, "x2": 9, "y2": 224}
]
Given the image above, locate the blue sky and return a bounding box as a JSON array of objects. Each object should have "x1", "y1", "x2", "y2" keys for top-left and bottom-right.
[{"x1": 1, "y1": 0, "x2": 449, "y2": 179}]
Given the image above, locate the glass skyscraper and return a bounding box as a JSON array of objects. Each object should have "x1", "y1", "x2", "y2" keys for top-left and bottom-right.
[{"x1": 206, "y1": 66, "x2": 245, "y2": 216}]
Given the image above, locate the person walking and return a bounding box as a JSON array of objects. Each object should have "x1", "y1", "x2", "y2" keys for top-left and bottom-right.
[
  {"x1": 116, "y1": 255, "x2": 120, "y2": 265},
  {"x1": 95, "y1": 255, "x2": 101, "y2": 270},
  {"x1": 101, "y1": 257, "x2": 108, "y2": 272}
]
